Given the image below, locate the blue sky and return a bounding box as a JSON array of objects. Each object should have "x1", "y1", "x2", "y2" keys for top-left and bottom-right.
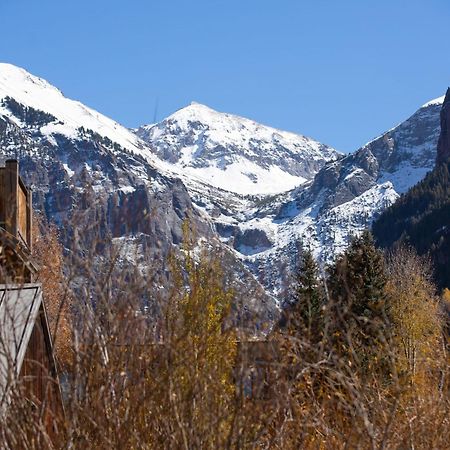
[{"x1": 1, "y1": 0, "x2": 449, "y2": 152}]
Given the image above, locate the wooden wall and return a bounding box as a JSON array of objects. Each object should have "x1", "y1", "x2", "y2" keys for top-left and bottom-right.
[
  {"x1": 19, "y1": 304, "x2": 64, "y2": 438},
  {"x1": 17, "y1": 183, "x2": 27, "y2": 244},
  {"x1": 0, "y1": 160, "x2": 32, "y2": 249}
]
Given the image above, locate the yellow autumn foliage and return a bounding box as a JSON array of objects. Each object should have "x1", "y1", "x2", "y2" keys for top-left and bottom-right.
[
  {"x1": 164, "y1": 220, "x2": 237, "y2": 447},
  {"x1": 32, "y1": 213, "x2": 73, "y2": 368},
  {"x1": 385, "y1": 247, "x2": 443, "y2": 387}
]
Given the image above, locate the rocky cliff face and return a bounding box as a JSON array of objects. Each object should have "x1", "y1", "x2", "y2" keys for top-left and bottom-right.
[
  {"x1": 372, "y1": 89, "x2": 450, "y2": 289},
  {"x1": 191, "y1": 96, "x2": 443, "y2": 296},
  {"x1": 0, "y1": 103, "x2": 212, "y2": 301},
  {"x1": 0, "y1": 63, "x2": 444, "y2": 309},
  {"x1": 0, "y1": 64, "x2": 276, "y2": 332},
  {"x1": 437, "y1": 88, "x2": 450, "y2": 165}
]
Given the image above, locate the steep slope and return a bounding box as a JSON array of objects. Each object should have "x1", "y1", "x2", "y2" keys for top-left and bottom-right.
[
  {"x1": 0, "y1": 63, "x2": 154, "y2": 161},
  {"x1": 373, "y1": 89, "x2": 450, "y2": 289},
  {"x1": 437, "y1": 88, "x2": 450, "y2": 164},
  {"x1": 0, "y1": 62, "x2": 443, "y2": 304},
  {"x1": 364, "y1": 95, "x2": 443, "y2": 193},
  {"x1": 373, "y1": 161, "x2": 450, "y2": 288},
  {"x1": 200, "y1": 96, "x2": 443, "y2": 295},
  {"x1": 0, "y1": 63, "x2": 276, "y2": 330},
  {"x1": 137, "y1": 102, "x2": 340, "y2": 195}
]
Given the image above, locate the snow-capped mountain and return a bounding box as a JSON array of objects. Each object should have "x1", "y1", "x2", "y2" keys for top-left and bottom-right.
[
  {"x1": 0, "y1": 62, "x2": 443, "y2": 306},
  {"x1": 183, "y1": 97, "x2": 442, "y2": 295},
  {"x1": 0, "y1": 63, "x2": 154, "y2": 161},
  {"x1": 0, "y1": 63, "x2": 276, "y2": 331},
  {"x1": 137, "y1": 102, "x2": 339, "y2": 195},
  {"x1": 364, "y1": 96, "x2": 442, "y2": 193}
]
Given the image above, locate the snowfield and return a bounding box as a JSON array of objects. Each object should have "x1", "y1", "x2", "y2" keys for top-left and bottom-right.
[
  {"x1": 138, "y1": 102, "x2": 339, "y2": 194},
  {"x1": 0, "y1": 63, "x2": 145, "y2": 154}
]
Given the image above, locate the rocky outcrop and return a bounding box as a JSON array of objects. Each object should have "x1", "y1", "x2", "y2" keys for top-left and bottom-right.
[
  {"x1": 437, "y1": 88, "x2": 450, "y2": 165},
  {"x1": 0, "y1": 63, "x2": 445, "y2": 306},
  {"x1": 0, "y1": 100, "x2": 275, "y2": 332},
  {"x1": 234, "y1": 228, "x2": 273, "y2": 255},
  {"x1": 207, "y1": 93, "x2": 443, "y2": 296}
]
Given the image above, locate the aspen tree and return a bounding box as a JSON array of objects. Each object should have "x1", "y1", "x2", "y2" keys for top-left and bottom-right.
[{"x1": 386, "y1": 247, "x2": 443, "y2": 386}]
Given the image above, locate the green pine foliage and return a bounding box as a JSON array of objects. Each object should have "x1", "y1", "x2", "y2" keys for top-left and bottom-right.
[
  {"x1": 373, "y1": 160, "x2": 450, "y2": 289},
  {"x1": 327, "y1": 231, "x2": 389, "y2": 375},
  {"x1": 328, "y1": 230, "x2": 387, "y2": 317},
  {"x1": 288, "y1": 247, "x2": 324, "y2": 341}
]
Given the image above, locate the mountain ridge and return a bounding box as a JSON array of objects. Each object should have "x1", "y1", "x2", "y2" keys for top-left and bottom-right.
[
  {"x1": 0, "y1": 62, "x2": 444, "y2": 302},
  {"x1": 373, "y1": 91, "x2": 450, "y2": 289},
  {"x1": 0, "y1": 63, "x2": 278, "y2": 331},
  {"x1": 137, "y1": 101, "x2": 340, "y2": 195}
]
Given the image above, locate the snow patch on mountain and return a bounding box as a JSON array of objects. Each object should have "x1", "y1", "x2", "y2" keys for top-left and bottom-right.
[
  {"x1": 210, "y1": 181, "x2": 399, "y2": 296},
  {"x1": 377, "y1": 163, "x2": 431, "y2": 194},
  {"x1": 175, "y1": 158, "x2": 307, "y2": 195},
  {"x1": 138, "y1": 102, "x2": 339, "y2": 194},
  {"x1": 198, "y1": 95, "x2": 444, "y2": 295},
  {"x1": 360, "y1": 97, "x2": 442, "y2": 193},
  {"x1": 0, "y1": 64, "x2": 147, "y2": 152},
  {"x1": 422, "y1": 95, "x2": 445, "y2": 108},
  {"x1": 0, "y1": 62, "x2": 444, "y2": 302}
]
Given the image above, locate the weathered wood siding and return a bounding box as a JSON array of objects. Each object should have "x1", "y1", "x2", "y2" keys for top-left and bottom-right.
[
  {"x1": 17, "y1": 183, "x2": 27, "y2": 245},
  {"x1": 19, "y1": 305, "x2": 64, "y2": 437}
]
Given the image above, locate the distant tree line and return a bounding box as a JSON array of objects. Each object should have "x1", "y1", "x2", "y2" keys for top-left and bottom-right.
[{"x1": 373, "y1": 159, "x2": 450, "y2": 289}]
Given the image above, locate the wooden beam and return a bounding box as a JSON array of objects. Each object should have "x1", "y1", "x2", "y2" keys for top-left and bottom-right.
[
  {"x1": 4, "y1": 160, "x2": 18, "y2": 239},
  {"x1": 26, "y1": 187, "x2": 32, "y2": 251}
]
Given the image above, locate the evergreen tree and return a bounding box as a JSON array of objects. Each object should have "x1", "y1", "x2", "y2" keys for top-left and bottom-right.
[
  {"x1": 329, "y1": 230, "x2": 387, "y2": 317},
  {"x1": 275, "y1": 247, "x2": 327, "y2": 435},
  {"x1": 288, "y1": 247, "x2": 323, "y2": 342},
  {"x1": 327, "y1": 230, "x2": 389, "y2": 375},
  {"x1": 373, "y1": 160, "x2": 450, "y2": 289}
]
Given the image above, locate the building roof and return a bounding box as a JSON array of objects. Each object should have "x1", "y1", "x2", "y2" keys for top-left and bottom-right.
[{"x1": 0, "y1": 283, "x2": 43, "y2": 407}]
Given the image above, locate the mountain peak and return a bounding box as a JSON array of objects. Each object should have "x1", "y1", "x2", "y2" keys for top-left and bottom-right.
[
  {"x1": 0, "y1": 63, "x2": 63, "y2": 98},
  {"x1": 189, "y1": 101, "x2": 207, "y2": 107},
  {"x1": 422, "y1": 93, "x2": 446, "y2": 108},
  {"x1": 0, "y1": 63, "x2": 148, "y2": 158},
  {"x1": 168, "y1": 102, "x2": 233, "y2": 127},
  {"x1": 137, "y1": 103, "x2": 340, "y2": 195}
]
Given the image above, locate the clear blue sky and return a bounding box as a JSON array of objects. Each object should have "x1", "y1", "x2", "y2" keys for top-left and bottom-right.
[{"x1": 1, "y1": 0, "x2": 449, "y2": 152}]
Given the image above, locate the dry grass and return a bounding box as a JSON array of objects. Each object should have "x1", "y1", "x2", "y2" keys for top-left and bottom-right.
[{"x1": 0, "y1": 224, "x2": 449, "y2": 450}]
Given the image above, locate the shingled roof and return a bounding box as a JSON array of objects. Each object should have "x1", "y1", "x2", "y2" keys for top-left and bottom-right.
[{"x1": 0, "y1": 284, "x2": 45, "y2": 408}]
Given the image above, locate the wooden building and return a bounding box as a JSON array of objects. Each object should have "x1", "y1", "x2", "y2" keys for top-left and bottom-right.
[
  {"x1": 0, "y1": 159, "x2": 35, "y2": 284},
  {"x1": 0, "y1": 160, "x2": 64, "y2": 438}
]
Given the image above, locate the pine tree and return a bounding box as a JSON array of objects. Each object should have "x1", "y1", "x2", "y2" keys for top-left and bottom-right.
[
  {"x1": 329, "y1": 230, "x2": 387, "y2": 318},
  {"x1": 276, "y1": 247, "x2": 326, "y2": 418},
  {"x1": 327, "y1": 230, "x2": 389, "y2": 375},
  {"x1": 288, "y1": 247, "x2": 323, "y2": 342},
  {"x1": 373, "y1": 160, "x2": 450, "y2": 289}
]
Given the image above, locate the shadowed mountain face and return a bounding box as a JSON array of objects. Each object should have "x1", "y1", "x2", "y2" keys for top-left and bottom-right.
[
  {"x1": 437, "y1": 88, "x2": 450, "y2": 165},
  {"x1": 373, "y1": 161, "x2": 450, "y2": 289},
  {"x1": 373, "y1": 93, "x2": 450, "y2": 289}
]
